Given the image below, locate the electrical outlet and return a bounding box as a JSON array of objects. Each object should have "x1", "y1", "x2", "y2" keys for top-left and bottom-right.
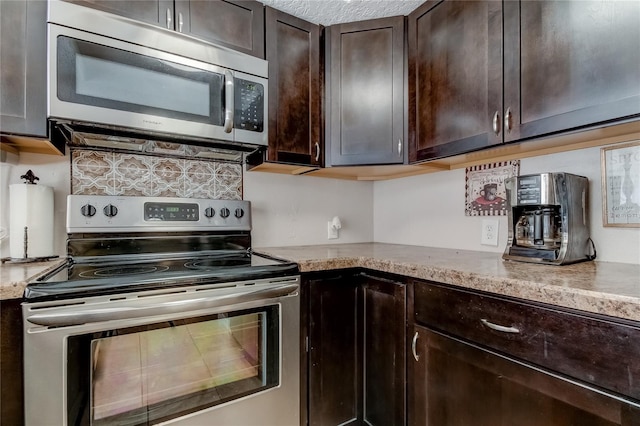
[
  {"x1": 481, "y1": 219, "x2": 499, "y2": 246},
  {"x1": 327, "y1": 221, "x2": 339, "y2": 239}
]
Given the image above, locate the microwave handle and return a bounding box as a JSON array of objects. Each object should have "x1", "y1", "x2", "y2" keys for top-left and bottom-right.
[{"x1": 224, "y1": 70, "x2": 234, "y2": 133}]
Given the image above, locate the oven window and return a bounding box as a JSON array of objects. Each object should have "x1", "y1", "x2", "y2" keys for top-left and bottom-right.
[{"x1": 67, "y1": 306, "x2": 279, "y2": 425}]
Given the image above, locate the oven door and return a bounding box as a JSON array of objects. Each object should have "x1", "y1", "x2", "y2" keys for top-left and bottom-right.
[{"x1": 23, "y1": 277, "x2": 300, "y2": 426}]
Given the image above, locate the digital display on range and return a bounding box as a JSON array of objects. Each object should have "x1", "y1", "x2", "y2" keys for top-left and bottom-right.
[{"x1": 144, "y1": 202, "x2": 199, "y2": 221}]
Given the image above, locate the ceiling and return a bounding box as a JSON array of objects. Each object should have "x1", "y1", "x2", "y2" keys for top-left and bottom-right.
[{"x1": 260, "y1": 0, "x2": 424, "y2": 26}]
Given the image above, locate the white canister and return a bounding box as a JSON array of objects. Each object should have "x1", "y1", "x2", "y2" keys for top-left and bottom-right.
[{"x1": 9, "y1": 184, "x2": 54, "y2": 259}]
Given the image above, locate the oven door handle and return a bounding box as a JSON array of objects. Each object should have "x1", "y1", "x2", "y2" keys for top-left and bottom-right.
[{"x1": 26, "y1": 283, "x2": 299, "y2": 327}]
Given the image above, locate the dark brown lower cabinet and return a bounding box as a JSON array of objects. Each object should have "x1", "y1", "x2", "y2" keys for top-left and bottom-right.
[
  {"x1": 0, "y1": 299, "x2": 24, "y2": 426},
  {"x1": 307, "y1": 271, "x2": 406, "y2": 426},
  {"x1": 410, "y1": 325, "x2": 640, "y2": 425}
]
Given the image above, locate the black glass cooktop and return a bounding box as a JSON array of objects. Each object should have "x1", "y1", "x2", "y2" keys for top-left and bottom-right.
[{"x1": 24, "y1": 250, "x2": 299, "y2": 302}]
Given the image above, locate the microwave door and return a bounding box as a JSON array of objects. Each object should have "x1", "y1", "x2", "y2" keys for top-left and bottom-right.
[{"x1": 48, "y1": 25, "x2": 233, "y2": 143}]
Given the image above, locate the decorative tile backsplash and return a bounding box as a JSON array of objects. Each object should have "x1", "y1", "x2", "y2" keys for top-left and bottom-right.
[{"x1": 71, "y1": 150, "x2": 242, "y2": 199}]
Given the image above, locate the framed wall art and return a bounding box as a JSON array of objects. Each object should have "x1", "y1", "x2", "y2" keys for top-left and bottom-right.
[
  {"x1": 465, "y1": 160, "x2": 520, "y2": 216},
  {"x1": 601, "y1": 141, "x2": 640, "y2": 227}
]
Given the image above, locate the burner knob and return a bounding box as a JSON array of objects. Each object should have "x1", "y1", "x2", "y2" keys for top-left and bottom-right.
[
  {"x1": 220, "y1": 207, "x2": 230, "y2": 218},
  {"x1": 103, "y1": 204, "x2": 118, "y2": 217},
  {"x1": 234, "y1": 208, "x2": 244, "y2": 218},
  {"x1": 81, "y1": 204, "x2": 96, "y2": 217},
  {"x1": 204, "y1": 207, "x2": 215, "y2": 218}
]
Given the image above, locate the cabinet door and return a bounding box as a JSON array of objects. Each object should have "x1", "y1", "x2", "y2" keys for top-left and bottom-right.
[
  {"x1": 327, "y1": 17, "x2": 405, "y2": 166},
  {"x1": 65, "y1": 0, "x2": 173, "y2": 28},
  {"x1": 409, "y1": 325, "x2": 640, "y2": 426},
  {"x1": 175, "y1": 0, "x2": 264, "y2": 58},
  {"x1": 361, "y1": 274, "x2": 406, "y2": 426},
  {"x1": 503, "y1": 1, "x2": 640, "y2": 142},
  {"x1": 308, "y1": 274, "x2": 361, "y2": 426},
  {"x1": 408, "y1": 0, "x2": 503, "y2": 163},
  {"x1": 265, "y1": 7, "x2": 321, "y2": 166},
  {"x1": 0, "y1": 0, "x2": 47, "y2": 137},
  {"x1": 0, "y1": 300, "x2": 24, "y2": 425}
]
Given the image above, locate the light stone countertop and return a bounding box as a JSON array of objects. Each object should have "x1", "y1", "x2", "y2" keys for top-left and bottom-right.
[
  {"x1": 255, "y1": 243, "x2": 640, "y2": 322},
  {"x1": 2, "y1": 244, "x2": 639, "y2": 323},
  {"x1": 0, "y1": 258, "x2": 67, "y2": 300}
]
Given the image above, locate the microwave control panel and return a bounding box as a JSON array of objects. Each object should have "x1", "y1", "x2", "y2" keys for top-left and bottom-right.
[{"x1": 234, "y1": 79, "x2": 264, "y2": 133}]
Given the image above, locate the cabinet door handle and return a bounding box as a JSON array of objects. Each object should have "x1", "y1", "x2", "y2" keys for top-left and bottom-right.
[
  {"x1": 315, "y1": 142, "x2": 320, "y2": 162},
  {"x1": 492, "y1": 111, "x2": 501, "y2": 136},
  {"x1": 178, "y1": 12, "x2": 184, "y2": 32},
  {"x1": 481, "y1": 318, "x2": 520, "y2": 334},
  {"x1": 505, "y1": 107, "x2": 512, "y2": 133},
  {"x1": 397, "y1": 139, "x2": 403, "y2": 158},
  {"x1": 411, "y1": 331, "x2": 420, "y2": 361},
  {"x1": 166, "y1": 8, "x2": 172, "y2": 29}
]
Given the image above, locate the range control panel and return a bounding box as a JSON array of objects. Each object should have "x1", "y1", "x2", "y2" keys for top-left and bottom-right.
[
  {"x1": 68, "y1": 195, "x2": 251, "y2": 233},
  {"x1": 144, "y1": 202, "x2": 200, "y2": 221}
]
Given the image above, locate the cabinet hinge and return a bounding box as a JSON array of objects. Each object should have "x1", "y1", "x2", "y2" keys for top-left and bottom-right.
[{"x1": 305, "y1": 336, "x2": 309, "y2": 353}]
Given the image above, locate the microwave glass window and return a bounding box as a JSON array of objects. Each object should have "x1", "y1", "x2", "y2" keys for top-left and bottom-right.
[
  {"x1": 66, "y1": 307, "x2": 279, "y2": 425},
  {"x1": 57, "y1": 36, "x2": 224, "y2": 125},
  {"x1": 75, "y1": 54, "x2": 210, "y2": 116}
]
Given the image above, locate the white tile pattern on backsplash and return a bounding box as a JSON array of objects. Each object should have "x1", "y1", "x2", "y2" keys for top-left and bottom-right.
[
  {"x1": 113, "y1": 154, "x2": 153, "y2": 196},
  {"x1": 71, "y1": 149, "x2": 242, "y2": 199},
  {"x1": 71, "y1": 150, "x2": 115, "y2": 195},
  {"x1": 214, "y1": 163, "x2": 242, "y2": 200}
]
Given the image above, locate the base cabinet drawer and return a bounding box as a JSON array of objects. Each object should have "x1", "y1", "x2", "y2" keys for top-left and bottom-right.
[{"x1": 413, "y1": 280, "x2": 640, "y2": 401}]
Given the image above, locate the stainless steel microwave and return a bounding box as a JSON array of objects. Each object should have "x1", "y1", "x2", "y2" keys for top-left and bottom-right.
[{"x1": 47, "y1": 0, "x2": 268, "y2": 147}]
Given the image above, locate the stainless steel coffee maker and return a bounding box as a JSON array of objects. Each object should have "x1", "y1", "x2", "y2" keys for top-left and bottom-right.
[{"x1": 503, "y1": 172, "x2": 594, "y2": 265}]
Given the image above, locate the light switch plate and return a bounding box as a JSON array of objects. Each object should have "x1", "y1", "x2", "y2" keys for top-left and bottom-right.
[{"x1": 481, "y1": 219, "x2": 499, "y2": 246}]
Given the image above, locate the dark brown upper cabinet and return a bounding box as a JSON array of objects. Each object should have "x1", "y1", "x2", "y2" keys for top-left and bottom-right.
[
  {"x1": 503, "y1": 0, "x2": 640, "y2": 142},
  {"x1": 326, "y1": 17, "x2": 406, "y2": 166},
  {"x1": 65, "y1": 0, "x2": 173, "y2": 28},
  {"x1": 0, "y1": 0, "x2": 48, "y2": 138},
  {"x1": 265, "y1": 7, "x2": 322, "y2": 166},
  {"x1": 409, "y1": 0, "x2": 640, "y2": 163},
  {"x1": 408, "y1": 0, "x2": 503, "y2": 163},
  {"x1": 65, "y1": 0, "x2": 265, "y2": 58},
  {"x1": 175, "y1": 0, "x2": 264, "y2": 58}
]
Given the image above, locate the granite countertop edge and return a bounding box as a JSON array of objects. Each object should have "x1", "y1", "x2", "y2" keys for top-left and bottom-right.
[
  {"x1": 0, "y1": 258, "x2": 67, "y2": 300},
  {"x1": 254, "y1": 244, "x2": 640, "y2": 323},
  {"x1": 3, "y1": 244, "x2": 639, "y2": 323}
]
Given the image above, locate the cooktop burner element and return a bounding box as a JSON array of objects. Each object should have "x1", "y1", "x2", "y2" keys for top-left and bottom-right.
[
  {"x1": 78, "y1": 265, "x2": 171, "y2": 278},
  {"x1": 24, "y1": 195, "x2": 299, "y2": 302},
  {"x1": 184, "y1": 257, "x2": 250, "y2": 270}
]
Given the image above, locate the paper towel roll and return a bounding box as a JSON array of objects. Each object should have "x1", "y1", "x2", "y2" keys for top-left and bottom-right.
[{"x1": 9, "y1": 184, "x2": 54, "y2": 259}]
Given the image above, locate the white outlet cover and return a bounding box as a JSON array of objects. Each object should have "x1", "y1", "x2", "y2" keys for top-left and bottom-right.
[
  {"x1": 328, "y1": 221, "x2": 339, "y2": 239},
  {"x1": 481, "y1": 219, "x2": 499, "y2": 246}
]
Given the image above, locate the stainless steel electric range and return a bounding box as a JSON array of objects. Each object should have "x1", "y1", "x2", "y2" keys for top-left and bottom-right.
[{"x1": 22, "y1": 195, "x2": 300, "y2": 426}]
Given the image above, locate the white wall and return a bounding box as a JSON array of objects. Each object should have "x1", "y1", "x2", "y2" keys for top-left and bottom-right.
[
  {"x1": 4, "y1": 144, "x2": 639, "y2": 265},
  {"x1": 374, "y1": 144, "x2": 640, "y2": 265},
  {"x1": 243, "y1": 171, "x2": 374, "y2": 247},
  {"x1": 0, "y1": 153, "x2": 375, "y2": 257},
  {"x1": 0, "y1": 152, "x2": 70, "y2": 258}
]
